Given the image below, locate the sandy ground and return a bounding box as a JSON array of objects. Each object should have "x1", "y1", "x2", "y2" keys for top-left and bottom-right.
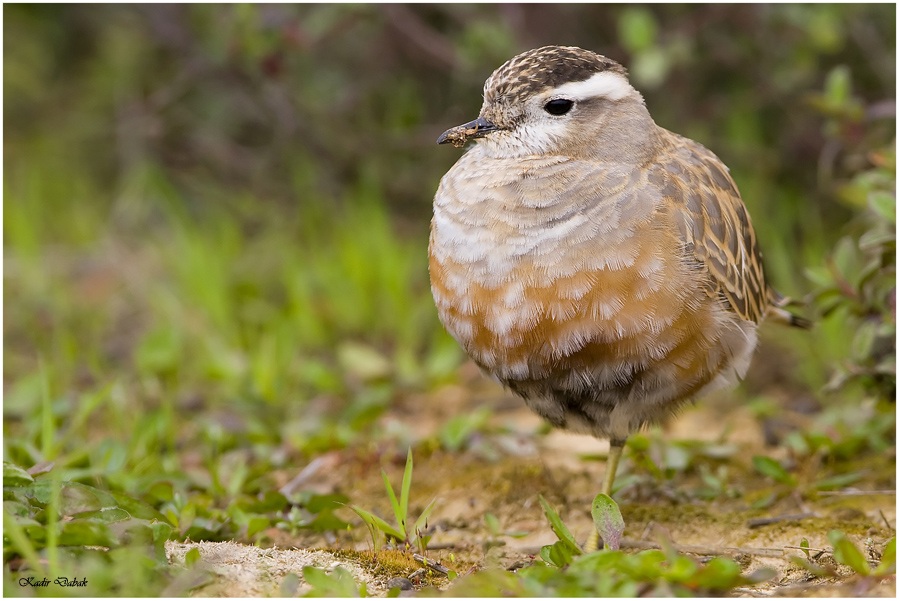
[{"x1": 165, "y1": 373, "x2": 896, "y2": 597}]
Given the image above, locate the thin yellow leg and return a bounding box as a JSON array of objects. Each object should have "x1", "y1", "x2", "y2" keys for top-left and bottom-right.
[
  {"x1": 602, "y1": 439, "x2": 626, "y2": 497},
  {"x1": 585, "y1": 438, "x2": 626, "y2": 552}
]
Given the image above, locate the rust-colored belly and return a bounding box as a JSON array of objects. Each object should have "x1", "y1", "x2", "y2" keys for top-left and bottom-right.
[{"x1": 429, "y1": 232, "x2": 749, "y2": 438}]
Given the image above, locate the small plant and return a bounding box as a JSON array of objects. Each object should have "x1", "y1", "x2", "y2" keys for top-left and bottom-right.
[
  {"x1": 3, "y1": 462, "x2": 178, "y2": 594},
  {"x1": 449, "y1": 540, "x2": 773, "y2": 596},
  {"x1": 438, "y1": 407, "x2": 492, "y2": 452},
  {"x1": 790, "y1": 532, "x2": 895, "y2": 582},
  {"x1": 829, "y1": 530, "x2": 896, "y2": 578},
  {"x1": 805, "y1": 66, "x2": 895, "y2": 403},
  {"x1": 620, "y1": 433, "x2": 741, "y2": 501},
  {"x1": 301, "y1": 566, "x2": 367, "y2": 597},
  {"x1": 591, "y1": 493, "x2": 625, "y2": 551},
  {"x1": 538, "y1": 493, "x2": 624, "y2": 558},
  {"x1": 537, "y1": 495, "x2": 582, "y2": 567},
  {"x1": 349, "y1": 448, "x2": 437, "y2": 553},
  {"x1": 751, "y1": 455, "x2": 797, "y2": 487},
  {"x1": 528, "y1": 493, "x2": 774, "y2": 595}
]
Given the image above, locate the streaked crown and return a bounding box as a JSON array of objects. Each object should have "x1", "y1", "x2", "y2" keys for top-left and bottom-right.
[
  {"x1": 464, "y1": 45, "x2": 647, "y2": 159},
  {"x1": 483, "y1": 46, "x2": 628, "y2": 105}
]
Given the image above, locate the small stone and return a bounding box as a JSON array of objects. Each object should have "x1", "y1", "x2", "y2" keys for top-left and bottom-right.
[{"x1": 386, "y1": 577, "x2": 414, "y2": 591}]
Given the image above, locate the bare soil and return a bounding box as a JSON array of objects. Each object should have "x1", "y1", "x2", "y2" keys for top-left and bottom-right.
[{"x1": 167, "y1": 363, "x2": 896, "y2": 597}]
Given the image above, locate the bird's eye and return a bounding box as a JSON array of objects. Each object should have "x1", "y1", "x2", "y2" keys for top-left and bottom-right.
[{"x1": 544, "y1": 99, "x2": 574, "y2": 116}]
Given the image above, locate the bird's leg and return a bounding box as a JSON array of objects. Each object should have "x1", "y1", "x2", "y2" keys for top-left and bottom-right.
[
  {"x1": 602, "y1": 438, "x2": 626, "y2": 496},
  {"x1": 585, "y1": 437, "x2": 627, "y2": 552}
]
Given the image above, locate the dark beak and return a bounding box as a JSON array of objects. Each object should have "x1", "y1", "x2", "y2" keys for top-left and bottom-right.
[{"x1": 436, "y1": 116, "x2": 498, "y2": 146}]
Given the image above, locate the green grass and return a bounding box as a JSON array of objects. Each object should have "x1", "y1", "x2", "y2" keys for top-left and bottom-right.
[
  {"x1": 350, "y1": 448, "x2": 437, "y2": 553},
  {"x1": 3, "y1": 148, "x2": 463, "y2": 594}
]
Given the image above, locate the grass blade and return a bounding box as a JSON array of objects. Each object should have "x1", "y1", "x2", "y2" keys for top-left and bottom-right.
[
  {"x1": 538, "y1": 494, "x2": 581, "y2": 552},
  {"x1": 828, "y1": 530, "x2": 870, "y2": 575},
  {"x1": 381, "y1": 469, "x2": 404, "y2": 540},
  {"x1": 413, "y1": 497, "x2": 438, "y2": 536},
  {"x1": 400, "y1": 448, "x2": 413, "y2": 535},
  {"x1": 350, "y1": 504, "x2": 405, "y2": 541},
  {"x1": 874, "y1": 537, "x2": 895, "y2": 576},
  {"x1": 3, "y1": 510, "x2": 46, "y2": 576}
]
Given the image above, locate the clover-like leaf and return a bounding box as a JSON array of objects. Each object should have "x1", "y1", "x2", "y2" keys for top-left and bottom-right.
[{"x1": 591, "y1": 493, "x2": 625, "y2": 551}]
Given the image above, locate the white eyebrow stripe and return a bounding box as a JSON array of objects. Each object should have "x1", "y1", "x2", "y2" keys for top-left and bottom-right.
[{"x1": 550, "y1": 71, "x2": 633, "y2": 101}]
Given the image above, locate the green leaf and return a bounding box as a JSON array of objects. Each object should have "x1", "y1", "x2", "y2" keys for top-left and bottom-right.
[
  {"x1": 349, "y1": 505, "x2": 405, "y2": 541},
  {"x1": 149, "y1": 521, "x2": 174, "y2": 544},
  {"x1": 540, "y1": 540, "x2": 578, "y2": 568},
  {"x1": 751, "y1": 456, "x2": 796, "y2": 485},
  {"x1": 300, "y1": 509, "x2": 350, "y2": 533},
  {"x1": 831, "y1": 236, "x2": 861, "y2": 283},
  {"x1": 73, "y1": 507, "x2": 131, "y2": 523},
  {"x1": 381, "y1": 470, "x2": 404, "y2": 540},
  {"x1": 399, "y1": 449, "x2": 413, "y2": 535},
  {"x1": 869, "y1": 191, "x2": 896, "y2": 222},
  {"x1": 805, "y1": 265, "x2": 836, "y2": 288},
  {"x1": 3, "y1": 462, "x2": 35, "y2": 486},
  {"x1": 858, "y1": 228, "x2": 894, "y2": 252},
  {"x1": 591, "y1": 493, "x2": 625, "y2": 551},
  {"x1": 828, "y1": 530, "x2": 870, "y2": 575},
  {"x1": 813, "y1": 471, "x2": 865, "y2": 490},
  {"x1": 664, "y1": 554, "x2": 699, "y2": 583},
  {"x1": 305, "y1": 493, "x2": 350, "y2": 513},
  {"x1": 484, "y1": 513, "x2": 500, "y2": 534},
  {"x1": 692, "y1": 556, "x2": 742, "y2": 590},
  {"x1": 185, "y1": 547, "x2": 201, "y2": 567},
  {"x1": 57, "y1": 519, "x2": 116, "y2": 547},
  {"x1": 537, "y1": 494, "x2": 581, "y2": 552},
  {"x1": 246, "y1": 515, "x2": 269, "y2": 538},
  {"x1": 412, "y1": 497, "x2": 437, "y2": 539},
  {"x1": 851, "y1": 320, "x2": 878, "y2": 360},
  {"x1": 439, "y1": 407, "x2": 491, "y2": 451},
  {"x1": 302, "y1": 566, "x2": 361, "y2": 597},
  {"x1": 109, "y1": 490, "x2": 168, "y2": 522},
  {"x1": 874, "y1": 537, "x2": 896, "y2": 576},
  {"x1": 2, "y1": 508, "x2": 44, "y2": 572},
  {"x1": 147, "y1": 480, "x2": 175, "y2": 504},
  {"x1": 301, "y1": 566, "x2": 332, "y2": 589}
]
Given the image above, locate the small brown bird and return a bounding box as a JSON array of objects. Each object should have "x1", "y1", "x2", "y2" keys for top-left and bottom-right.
[{"x1": 429, "y1": 46, "x2": 807, "y2": 501}]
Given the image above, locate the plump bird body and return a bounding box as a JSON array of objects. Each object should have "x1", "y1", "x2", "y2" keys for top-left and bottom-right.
[{"x1": 430, "y1": 46, "x2": 797, "y2": 451}]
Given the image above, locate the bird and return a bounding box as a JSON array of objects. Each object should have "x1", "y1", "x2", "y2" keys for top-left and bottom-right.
[{"x1": 429, "y1": 45, "x2": 809, "y2": 507}]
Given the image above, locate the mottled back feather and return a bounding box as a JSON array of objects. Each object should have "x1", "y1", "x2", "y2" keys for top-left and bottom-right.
[{"x1": 656, "y1": 129, "x2": 769, "y2": 325}]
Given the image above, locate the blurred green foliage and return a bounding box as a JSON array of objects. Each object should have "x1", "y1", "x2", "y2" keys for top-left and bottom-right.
[
  {"x1": 444, "y1": 547, "x2": 774, "y2": 597},
  {"x1": 2, "y1": 4, "x2": 896, "y2": 597},
  {"x1": 5, "y1": 4, "x2": 895, "y2": 223},
  {"x1": 4, "y1": 4, "x2": 894, "y2": 427}
]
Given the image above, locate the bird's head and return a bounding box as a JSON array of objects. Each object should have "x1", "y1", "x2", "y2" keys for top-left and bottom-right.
[{"x1": 438, "y1": 46, "x2": 656, "y2": 161}]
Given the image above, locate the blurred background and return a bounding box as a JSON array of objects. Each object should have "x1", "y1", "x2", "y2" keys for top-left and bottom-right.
[{"x1": 3, "y1": 3, "x2": 895, "y2": 573}]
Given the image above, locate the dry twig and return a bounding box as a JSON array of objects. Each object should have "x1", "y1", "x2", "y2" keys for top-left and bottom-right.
[
  {"x1": 747, "y1": 512, "x2": 817, "y2": 529},
  {"x1": 412, "y1": 553, "x2": 452, "y2": 576}
]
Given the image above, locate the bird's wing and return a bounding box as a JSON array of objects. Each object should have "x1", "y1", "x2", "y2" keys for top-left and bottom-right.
[{"x1": 655, "y1": 130, "x2": 769, "y2": 325}]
